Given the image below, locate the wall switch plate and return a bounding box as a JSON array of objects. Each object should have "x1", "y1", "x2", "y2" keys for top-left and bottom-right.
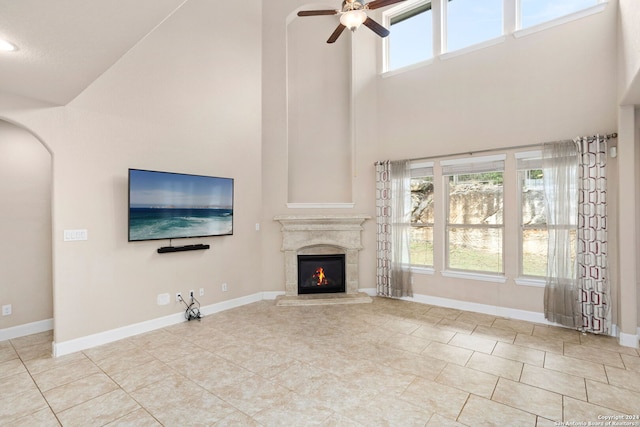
[
  {"x1": 2, "y1": 304, "x2": 11, "y2": 316},
  {"x1": 64, "y1": 229, "x2": 88, "y2": 241},
  {"x1": 222, "y1": 283, "x2": 228, "y2": 292},
  {"x1": 199, "y1": 288, "x2": 204, "y2": 296},
  {"x1": 255, "y1": 223, "x2": 260, "y2": 231},
  {"x1": 157, "y1": 293, "x2": 170, "y2": 305}
]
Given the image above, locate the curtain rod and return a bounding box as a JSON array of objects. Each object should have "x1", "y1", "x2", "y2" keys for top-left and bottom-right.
[{"x1": 376, "y1": 133, "x2": 617, "y2": 164}]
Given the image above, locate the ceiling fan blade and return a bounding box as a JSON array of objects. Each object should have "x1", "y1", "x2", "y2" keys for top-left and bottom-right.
[
  {"x1": 363, "y1": 17, "x2": 390, "y2": 38},
  {"x1": 327, "y1": 24, "x2": 347, "y2": 43},
  {"x1": 366, "y1": 0, "x2": 406, "y2": 10},
  {"x1": 297, "y1": 9, "x2": 338, "y2": 16}
]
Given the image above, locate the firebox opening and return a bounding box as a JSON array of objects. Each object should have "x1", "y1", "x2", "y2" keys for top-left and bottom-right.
[{"x1": 297, "y1": 254, "x2": 346, "y2": 295}]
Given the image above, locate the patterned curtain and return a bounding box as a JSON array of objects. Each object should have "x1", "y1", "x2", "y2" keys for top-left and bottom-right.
[
  {"x1": 575, "y1": 135, "x2": 610, "y2": 334},
  {"x1": 375, "y1": 160, "x2": 412, "y2": 298},
  {"x1": 543, "y1": 136, "x2": 610, "y2": 334}
]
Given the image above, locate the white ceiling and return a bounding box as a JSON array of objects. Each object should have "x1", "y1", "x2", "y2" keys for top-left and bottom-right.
[{"x1": 0, "y1": 0, "x2": 187, "y2": 105}]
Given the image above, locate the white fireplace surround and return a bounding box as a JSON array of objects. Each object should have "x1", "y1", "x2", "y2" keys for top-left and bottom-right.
[{"x1": 274, "y1": 214, "x2": 370, "y2": 296}]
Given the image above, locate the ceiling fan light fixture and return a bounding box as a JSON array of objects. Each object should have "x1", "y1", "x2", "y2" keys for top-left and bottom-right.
[
  {"x1": 0, "y1": 38, "x2": 17, "y2": 52},
  {"x1": 340, "y1": 10, "x2": 367, "y2": 31}
]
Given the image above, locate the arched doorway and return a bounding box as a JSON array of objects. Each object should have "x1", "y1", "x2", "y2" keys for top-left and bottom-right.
[{"x1": 0, "y1": 119, "x2": 53, "y2": 344}]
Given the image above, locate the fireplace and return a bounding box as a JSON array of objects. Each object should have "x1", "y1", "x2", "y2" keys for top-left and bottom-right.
[
  {"x1": 298, "y1": 254, "x2": 345, "y2": 294},
  {"x1": 274, "y1": 215, "x2": 373, "y2": 305}
]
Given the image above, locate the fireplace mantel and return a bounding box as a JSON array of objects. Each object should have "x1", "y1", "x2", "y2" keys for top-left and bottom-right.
[{"x1": 274, "y1": 214, "x2": 371, "y2": 304}]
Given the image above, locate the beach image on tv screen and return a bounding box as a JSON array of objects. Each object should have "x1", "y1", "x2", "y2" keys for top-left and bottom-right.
[{"x1": 129, "y1": 169, "x2": 233, "y2": 241}]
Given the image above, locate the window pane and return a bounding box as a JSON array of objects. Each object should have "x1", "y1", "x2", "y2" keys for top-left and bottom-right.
[
  {"x1": 411, "y1": 226, "x2": 433, "y2": 266},
  {"x1": 446, "y1": 0, "x2": 502, "y2": 52},
  {"x1": 411, "y1": 176, "x2": 433, "y2": 224},
  {"x1": 448, "y1": 227, "x2": 503, "y2": 273},
  {"x1": 389, "y1": 4, "x2": 433, "y2": 70},
  {"x1": 448, "y1": 173, "x2": 503, "y2": 225},
  {"x1": 521, "y1": 168, "x2": 547, "y2": 277},
  {"x1": 522, "y1": 228, "x2": 548, "y2": 276},
  {"x1": 410, "y1": 175, "x2": 433, "y2": 267},
  {"x1": 520, "y1": 0, "x2": 598, "y2": 29}
]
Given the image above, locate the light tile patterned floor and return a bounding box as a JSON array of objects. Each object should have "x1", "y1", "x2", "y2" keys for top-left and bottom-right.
[{"x1": 1, "y1": 297, "x2": 640, "y2": 426}]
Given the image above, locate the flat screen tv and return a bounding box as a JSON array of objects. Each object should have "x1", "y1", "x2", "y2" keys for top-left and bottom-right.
[{"x1": 128, "y1": 169, "x2": 233, "y2": 242}]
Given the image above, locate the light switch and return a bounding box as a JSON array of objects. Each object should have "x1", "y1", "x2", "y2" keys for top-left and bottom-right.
[{"x1": 64, "y1": 229, "x2": 88, "y2": 241}]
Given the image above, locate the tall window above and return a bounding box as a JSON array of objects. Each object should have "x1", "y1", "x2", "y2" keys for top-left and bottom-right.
[
  {"x1": 445, "y1": 0, "x2": 503, "y2": 52},
  {"x1": 410, "y1": 162, "x2": 434, "y2": 267},
  {"x1": 519, "y1": 0, "x2": 600, "y2": 29},
  {"x1": 443, "y1": 156, "x2": 505, "y2": 274},
  {"x1": 388, "y1": 1, "x2": 433, "y2": 71}
]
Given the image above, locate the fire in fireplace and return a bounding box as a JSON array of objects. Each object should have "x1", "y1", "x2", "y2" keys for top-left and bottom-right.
[{"x1": 297, "y1": 254, "x2": 346, "y2": 294}]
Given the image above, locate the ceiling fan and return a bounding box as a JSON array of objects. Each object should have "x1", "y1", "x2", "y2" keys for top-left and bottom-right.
[{"x1": 297, "y1": 0, "x2": 407, "y2": 44}]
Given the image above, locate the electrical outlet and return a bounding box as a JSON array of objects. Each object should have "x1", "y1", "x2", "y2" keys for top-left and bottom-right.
[
  {"x1": 199, "y1": 288, "x2": 204, "y2": 297},
  {"x1": 2, "y1": 304, "x2": 11, "y2": 316},
  {"x1": 222, "y1": 283, "x2": 228, "y2": 292},
  {"x1": 176, "y1": 292, "x2": 182, "y2": 302},
  {"x1": 157, "y1": 293, "x2": 170, "y2": 305}
]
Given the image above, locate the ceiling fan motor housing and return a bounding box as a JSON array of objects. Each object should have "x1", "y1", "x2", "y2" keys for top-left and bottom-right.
[{"x1": 342, "y1": 0, "x2": 365, "y2": 12}]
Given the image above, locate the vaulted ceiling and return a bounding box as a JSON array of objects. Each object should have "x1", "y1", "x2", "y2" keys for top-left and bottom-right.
[
  {"x1": 0, "y1": 0, "x2": 186, "y2": 105},
  {"x1": 1, "y1": 1, "x2": 639, "y2": 106}
]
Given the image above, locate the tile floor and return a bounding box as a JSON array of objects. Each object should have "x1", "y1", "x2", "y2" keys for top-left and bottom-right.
[{"x1": 1, "y1": 297, "x2": 640, "y2": 426}]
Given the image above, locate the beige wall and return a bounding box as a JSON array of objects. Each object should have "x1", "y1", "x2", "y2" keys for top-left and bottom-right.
[
  {"x1": 263, "y1": 0, "x2": 621, "y2": 315},
  {"x1": 1, "y1": 0, "x2": 263, "y2": 344},
  {"x1": 0, "y1": 120, "x2": 52, "y2": 330},
  {"x1": 1, "y1": 0, "x2": 637, "y2": 347},
  {"x1": 619, "y1": 0, "x2": 640, "y2": 102},
  {"x1": 261, "y1": 0, "x2": 379, "y2": 296},
  {"x1": 372, "y1": 3, "x2": 618, "y2": 313}
]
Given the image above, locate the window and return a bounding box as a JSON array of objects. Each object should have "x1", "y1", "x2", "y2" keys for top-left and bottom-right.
[
  {"x1": 383, "y1": 0, "x2": 606, "y2": 73},
  {"x1": 410, "y1": 162, "x2": 434, "y2": 267},
  {"x1": 445, "y1": 0, "x2": 503, "y2": 52},
  {"x1": 517, "y1": 153, "x2": 547, "y2": 277},
  {"x1": 388, "y1": 1, "x2": 433, "y2": 71},
  {"x1": 519, "y1": 0, "x2": 600, "y2": 29},
  {"x1": 443, "y1": 156, "x2": 505, "y2": 274}
]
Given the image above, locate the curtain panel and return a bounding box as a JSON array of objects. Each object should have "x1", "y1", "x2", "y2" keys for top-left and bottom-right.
[
  {"x1": 375, "y1": 160, "x2": 412, "y2": 298},
  {"x1": 542, "y1": 136, "x2": 610, "y2": 334},
  {"x1": 542, "y1": 141, "x2": 580, "y2": 328},
  {"x1": 575, "y1": 135, "x2": 610, "y2": 334}
]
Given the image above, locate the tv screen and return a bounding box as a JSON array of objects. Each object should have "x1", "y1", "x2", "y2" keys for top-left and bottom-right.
[{"x1": 128, "y1": 169, "x2": 233, "y2": 242}]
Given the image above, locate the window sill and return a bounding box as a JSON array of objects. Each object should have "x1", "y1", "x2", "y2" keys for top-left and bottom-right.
[
  {"x1": 442, "y1": 270, "x2": 506, "y2": 283},
  {"x1": 440, "y1": 36, "x2": 507, "y2": 61},
  {"x1": 515, "y1": 277, "x2": 546, "y2": 288},
  {"x1": 514, "y1": 3, "x2": 608, "y2": 39},
  {"x1": 382, "y1": 57, "x2": 435, "y2": 78},
  {"x1": 410, "y1": 266, "x2": 435, "y2": 275},
  {"x1": 286, "y1": 203, "x2": 354, "y2": 209}
]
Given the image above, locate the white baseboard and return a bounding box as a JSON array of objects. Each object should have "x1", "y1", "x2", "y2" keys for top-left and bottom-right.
[
  {"x1": 53, "y1": 292, "x2": 267, "y2": 357},
  {"x1": 262, "y1": 291, "x2": 286, "y2": 300},
  {"x1": 0, "y1": 318, "x2": 53, "y2": 341},
  {"x1": 362, "y1": 288, "x2": 550, "y2": 324},
  {"x1": 619, "y1": 331, "x2": 640, "y2": 349},
  {"x1": 402, "y1": 293, "x2": 551, "y2": 325},
  {"x1": 364, "y1": 290, "x2": 640, "y2": 348},
  {"x1": 46, "y1": 290, "x2": 640, "y2": 357}
]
